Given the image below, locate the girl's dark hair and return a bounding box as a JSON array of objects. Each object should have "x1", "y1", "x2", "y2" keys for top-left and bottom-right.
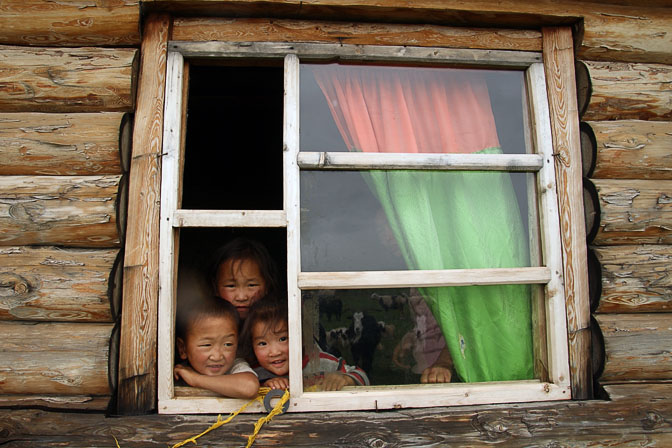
[
  {"x1": 239, "y1": 295, "x2": 288, "y2": 361},
  {"x1": 176, "y1": 295, "x2": 240, "y2": 340},
  {"x1": 209, "y1": 237, "x2": 280, "y2": 298}
]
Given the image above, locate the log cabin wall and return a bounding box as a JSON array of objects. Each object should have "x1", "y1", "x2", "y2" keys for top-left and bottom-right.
[
  {"x1": 0, "y1": 0, "x2": 670, "y2": 423},
  {"x1": 0, "y1": 1, "x2": 140, "y2": 410},
  {"x1": 579, "y1": 57, "x2": 672, "y2": 385}
]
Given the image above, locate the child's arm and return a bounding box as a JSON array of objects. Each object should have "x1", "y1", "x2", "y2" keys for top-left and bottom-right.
[
  {"x1": 175, "y1": 365, "x2": 259, "y2": 399},
  {"x1": 308, "y1": 344, "x2": 370, "y2": 389},
  {"x1": 320, "y1": 372, "x2": 356, "y2": 391}
]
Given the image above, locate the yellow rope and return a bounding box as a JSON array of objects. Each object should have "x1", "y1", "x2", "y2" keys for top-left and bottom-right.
[{"x1": 170, "y1": 387, "x2": 290, "y2": 448}]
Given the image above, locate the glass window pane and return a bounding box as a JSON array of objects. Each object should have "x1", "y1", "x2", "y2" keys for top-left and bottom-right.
[
  {"x1": 300, "y1": 170, "x2": 535, "y2": 272},
  {"x1": 300, "y1": 285, "x2": 538, "y2": 391},
  {"x1": 300, "y1": 63, "x2": 528, "y2": 155}
]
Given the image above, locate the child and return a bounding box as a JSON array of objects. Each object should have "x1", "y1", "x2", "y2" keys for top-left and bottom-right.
[
  {"x1": 209, "y1": 237, "x2": 280, "y2": 320},
  {"x1": 175, "y1": 294, "x2": 259, "y2": 399},
  {"x1": 241, "y1": 297, "x2": 370, "y2": 391}
]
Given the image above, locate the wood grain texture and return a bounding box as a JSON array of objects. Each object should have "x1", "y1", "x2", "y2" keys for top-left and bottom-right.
[
  {"x1": 172, "y1": 17, "x2": 542, "y2": 51},
  {"x1": 0, "y1": 321, "x2": 112, "y2": 395},
  {"x1": 583, "y1": 120, "x2": 672, "y2": 180},
  {"x1": 0, "y1": 45, "x2": 137, "y2": 113},
  {"x1": 542, "y1": 27, "x2": 592, "y2": 400},
  {"x1": 0, "y1": 246, "x2": 118, "y2": 322},
  {"x1": 581, "y1": 61, "x2": 672, "y2": 122},
  {"x1": 149, "y1": 0, "x2": 672, "y2": 64},
  {"x1": 0, "y1": 0, "x2": 140, "y2": 47},
  {"x1": 116, "y1": 13, "x2": 170, "y2": 415},
  {"x1": 592, "y1": 245, "x2": 672, "y2": 313},
  {"x1": 596, "y1": 313, "x2": 672, "y2": 382},
  {"x1": 0, "y1": 175, "x2": 122, "y2": 247},
  {"x1": 1, "y1": 383, "x2": 671, "y2": 446},
  {"x1": 0, "y1": 395, "x2": 110, "y2": 410},
  {"x1": 592, "y1": 179, "x2": 672, "y2": 245},
  {"x1": 0, "y1": 112, "x2": 127, "y2": 175}
]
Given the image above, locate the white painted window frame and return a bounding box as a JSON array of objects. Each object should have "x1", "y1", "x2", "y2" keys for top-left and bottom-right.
[{"x1": 157, "y1": 42, "x2": 570, "y2": 414}]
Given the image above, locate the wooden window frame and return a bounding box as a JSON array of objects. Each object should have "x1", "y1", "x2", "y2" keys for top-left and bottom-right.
[{"x1": 153, "y1": 27, "x2": 584, "y2": 414}]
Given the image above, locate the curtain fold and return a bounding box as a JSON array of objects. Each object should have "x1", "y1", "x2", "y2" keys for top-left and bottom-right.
[{"x1": 312, "y1": 65, "x2": 534, "y2": 382}]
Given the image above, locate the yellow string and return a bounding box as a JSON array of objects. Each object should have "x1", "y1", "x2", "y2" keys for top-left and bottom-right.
[{"x1": 169, "y1": 387, "x2": 290, "y2": 448}]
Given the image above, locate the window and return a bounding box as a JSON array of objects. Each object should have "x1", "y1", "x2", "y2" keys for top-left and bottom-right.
[{"x1": 157, "y1": 37, "x2": 571, "y2": 414}]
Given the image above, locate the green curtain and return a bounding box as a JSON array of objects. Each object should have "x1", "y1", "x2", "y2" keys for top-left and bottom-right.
[{"x1": 362, "y1": 150, "x2": 533, "y2": 381}]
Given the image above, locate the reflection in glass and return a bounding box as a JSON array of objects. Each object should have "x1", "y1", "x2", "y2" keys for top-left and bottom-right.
[
  {"x1": 300, "y1": 171, "x2": 535, "y2": 272},
  {"x1": 300, "y1": 63, "x2": 528, "y2": 155},
  {"x1": 301, "y1": 285, "x2": 537, "y2": 390}
]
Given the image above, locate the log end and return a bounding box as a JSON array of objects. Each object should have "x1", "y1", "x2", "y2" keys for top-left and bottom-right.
[
  {"x1": 575, "y1": 60, "x2": 592, "y2": 119},
  {"x1": 583, "y1": 178, "x2": 600, "y2": 243},
  {"x1": 580, "y1": 121, "x2": 596, "y2": 178}
]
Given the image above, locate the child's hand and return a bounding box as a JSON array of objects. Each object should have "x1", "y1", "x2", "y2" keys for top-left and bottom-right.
[
  {"x1": 420, "y1": 365, "x2": 452, "y2": 383},
  {"x1": 174, "y1": 364, "x2": 200, "y2": 386},
  {"x1": 320, "y1": 372, "x2": 356, "y2": 391},
  {"x1": 263, "y1": 377, "x2": 289, "y2": 390}
]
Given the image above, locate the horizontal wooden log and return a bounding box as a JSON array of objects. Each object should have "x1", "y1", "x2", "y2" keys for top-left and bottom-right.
[
  {"x1": 153, "y1": 0, "x2": 672, "y2": 63},
  {"x1": 590, "y1": 179, "x2": 672, "y2": 245},
  {"x1": 2, "y1": 383, "x2": 671, "y2": 446},
  {"x1": 0, "y1": 321, "x2": 112, "y2": 395},
  {"x1": 596, "y1": 313, "x2": 672, "y2": 382},
  {"x1": 581, "y1": 120, "x2": 672, "y2": 180},
  {"x1": 0, "y1": 0, "x2": 140, "y2": 47},
  {"x1": 592, "y1": 245, "x2": 672, "y2": 313},
  {"x1": 0, "y1": 112, "x2": 130, "y2": 175},
  {"x1": 172, "y1": 17, "x2": 542, "y2": 51},
  {"x1": 0, "y1": 395, "x2": 109, "y2": 411},
  {"x1": 0, "y1": 175, "x2": 123, "y2": 247},
  {"x1": 0, "y1": 45, "x2": 137, "y2": 113},
  {"x1": 0, "y1": 246, "x2": 119, "y2": 322},
  {"x1": 579, "y1": 61, "x2": 672, "y2": 122}
]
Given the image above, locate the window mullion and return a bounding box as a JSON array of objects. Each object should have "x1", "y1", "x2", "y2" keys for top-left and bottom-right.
[
  {"x1": 527, "y1": 62, "x2": 570, "y2": 387},
  {"x1": 284, "y1": 53, "x2": 304, "y2": 398},
  {"x1": 158, "y1": 50, "x2": 185, "y2": 404}
]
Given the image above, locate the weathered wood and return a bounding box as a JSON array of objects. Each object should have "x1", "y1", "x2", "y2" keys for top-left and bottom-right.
[
  {"x1": 580, "y1": 61, "x2": 672, "y2": 122},
  {"x1": 2, "y1": 383, "x2": 672, "y2": 446},
  {"x1": 0, "y1": 175, "x2": 122, "y2": 247},
  {"x1": 171, "y1": 41, "x2": 541, "y2": 67},
  {"x1": 591, "y1": 179, "x2": 672, "y2": 245},
  {"x1": 148, "y1": 0, "x2": 672, "y2": 64},
  {"x1": 543, "y1": 27, "x2": 592, "y2": 400},
  {"x1": 0, "y1": 45, "x2": 137, "y2": 113},
  {"x1": 0, "y1": 112, "x2": 127, "y2": 176},
  {"x1": 297, "y1": 152, "x2": 543, "y2": 171},
  {"x1": 0, "y1": 395, "x2": 109, "y2": 411},
  {"x1": 299, "y1": 267, "x2": 551, "y2": 289},
  {"x1": 0, "y1": 0, "x2": 140, "y2": 47},
  {"x1": 582, "y1": 120, "x2": 672, "y2": 180},
  {"x1": 0, "y1": 321, "x2": 112, "y2": 396},
  {"x1": 592, "y1": 245, "x2": 672, "y2": 313},
  {"x1": 173, "y1": 210, "x2": 287, "y2": 228},
  {"x1": 596, "y1": 313, "x2": 672, "y2": 382},
  {"x1": 117, "y1": 13, "x2": 170, "y2": 416},
  {"x1": 584, "y1": 179, "x2": 600, "y2": 242},
  {"x1": 0, "y1": 246, "x2": 118, "y2": 322},
  {"x1": 172, "y1": 17, "x2": 542, "y2": 52}
]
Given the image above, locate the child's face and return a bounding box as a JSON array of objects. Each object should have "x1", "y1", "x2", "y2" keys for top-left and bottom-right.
[
  {"x1": 216, "y1": 258, "x2": 267, "y2": 319},
  {"x1": 177, "y1": 315, "x2": 238, "y2": 376},
  {"x1": 252, "y1": 320, "x2": 289, "y2": 377}
]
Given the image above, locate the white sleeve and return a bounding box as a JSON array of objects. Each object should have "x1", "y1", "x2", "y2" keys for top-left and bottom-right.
[{"x1": 229, "y1": 358, "x2": 257, "y2": 376}]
